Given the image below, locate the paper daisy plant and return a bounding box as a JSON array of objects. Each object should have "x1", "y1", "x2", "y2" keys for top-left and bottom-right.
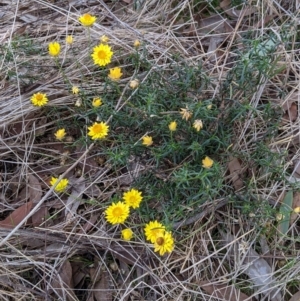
[
  {"x1": 202, "y1": 156, "x2": 214, "y2": 169},
  {"x1": 78, "y1": 13, "x2": 97, "y2": 27},
  {"x1": 121, "y1": 228, "x2": 133, "y2": 241},
  {"x1": 105, "y1": 201, "x2": 130, "y2": 225},
  {"x1": 50, "y1": 176, "x2": 69, "y2": 193},
  {"x1": 142, "y1": 135, "x2": 153, "y2": 146},
  {"x1": 154, "y1": 230, "x2": 174, "y2": 256},
  {"x1": 108, "y1": 67, "x2": 122, "y2": 81},
  {"x1": 54, "y1": 128, "x2": 66, "y2": 141},
  {"x1": 91, "y1": 43, "x2": 113, "y2": 67},
  {"x1": 144, "y1": 220, "x2": 165, "y2": 243},
  {"x1": 123, "y1": 189, "x2": 143, "y2": 209},
  {"x1": 87, "y1": 122, "x2": 109, "y2": 140},
  {"x1": 48, "y1": 42, "x2": 61, "y2": 57},
  {"x1": 31, "y1": 92, "x2": 48, "y2": 107}
]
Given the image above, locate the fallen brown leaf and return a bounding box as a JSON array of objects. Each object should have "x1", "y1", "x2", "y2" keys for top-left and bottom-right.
[
  {"x1": 31, "y1": 206, "x2": 48, "y2": 227},
  {"x1": 93, "y1": 270, "x2": 112, "y2": 301},
  {"x1": 288, "y1": 290, "x2": 300, "y2": 301},
  {"x1": 220, "y1": 0, "x2": 257, "y2": 18},
  {"x1": 228, "y1": 157, "x2": 244, "y2": 190},
  {"x1": 0, "y1": 201, "x2": 33, "y2": 228},
  {"x1": 50, "y1": 260, "x2": 76, "y2": 301},
  {"x1": 28, "y1": 174, "x2": 42, "y2": 203}
]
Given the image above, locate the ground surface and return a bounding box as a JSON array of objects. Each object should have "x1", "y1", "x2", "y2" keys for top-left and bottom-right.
[{"x1": 1, "y1": 0, "x2": 300, "y2": 300}]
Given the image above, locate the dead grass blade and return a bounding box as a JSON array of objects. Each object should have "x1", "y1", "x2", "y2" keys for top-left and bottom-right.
[
  {"x1": 198, "y1": 280, "x2": 252, "y2": 301},
  {"x1": 221, "y1": 231, "x2": 282, "y2": 301}
]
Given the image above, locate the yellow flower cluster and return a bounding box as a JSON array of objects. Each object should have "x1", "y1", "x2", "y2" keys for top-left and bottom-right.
[
  {"x1": 104, "y1": 189, "x2": 175, "y2": 256},
  {"x1": 105, "y1": 188, "x2": 143, "y2": 225},
  {"x1": 144, "y1": 220, "x2": 174, "y2": 256}
]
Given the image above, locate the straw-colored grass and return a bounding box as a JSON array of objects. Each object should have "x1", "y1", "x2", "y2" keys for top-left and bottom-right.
[{"x1": 1, "y1": 0, "x2": 300, "y2": 300}]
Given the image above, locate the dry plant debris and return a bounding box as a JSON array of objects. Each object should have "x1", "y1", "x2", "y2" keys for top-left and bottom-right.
[{"x1": 1, "y1": 0, "x2": 300, "y2": 300}]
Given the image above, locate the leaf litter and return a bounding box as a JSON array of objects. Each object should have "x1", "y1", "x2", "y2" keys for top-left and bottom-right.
[{"x1": 0, "y1": 0, "x2": 299, "y2": 300}]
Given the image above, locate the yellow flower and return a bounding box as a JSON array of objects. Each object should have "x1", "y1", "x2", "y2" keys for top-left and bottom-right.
[
  {"x1": 144, "y1": 221, "x2": 165, "y2": 243},
  {"x1": 31, "y1": 92, "x2": 48, "y2": 107},
  {"x1": 72, "y1": 86, "x2": 79, "y2": 94},
  {"x1": 202, "y1": 156, "x2": 214, "y2": 169},
  {"x1": 50, "y1": 177, "x2": 69, "y2": 192},
  {"x1": 88, "y1": 122, "x2": 109, "y2": 140},
  {"x1": 207, "y1": 104, "x2": 212, "y2": 110},
  {"x1": 134, "y1": 40, "x2": 141, "y2": 48},
  {"x1": 48, "y1": 42, "x2": 61, "y2": 57},
  {"x1": 78, "y1": 13, "x2": 97, "y2": 27},
  {"x1": 66, "y1": 35, "x2": 73, "y2": 45},
  {"x1": 123, "y1": 189, "x2": 143, "y2": 209},
  {"x1": 142, "y1": 135, "x2": 153, "y2": 146},
  {"x1": 54, "y1": 129, "x2": 66, "y2": 141},
  {"x1": 105, "y1": 201, "x2": 130, "y2": 224},
  {"x1": 154, "y1": 231, "x2": 174, "y2": 256},
  {"x1": 92, "y1": 97, "x2": 102, "y2": 108},
  {"x1": 108, "y1": 67, "x2": 122, "y2": 81},
  {"x1": 129, "y1": 79, "x2": 139, "y2": 89},
  {"x1": 121, "y1": 228, "x2": 133, "y2": 241},
  {"x1": 193, "y1": 119, "x2": 203, "y2": 132},
  {"x1": 91, "y1": 43, "x2": 113, "y2": 67},
  {"x1": 294, "y1": 207, "x2": 300, "y2": 213},
  {"x1": 180, "y1": 108, "x2": 192, "y2": 121},
  {"x1": 100, "y1": 35, "x2": 109, "y2": 43},
  {"x1": 168, "y1": 121, "x2": 177, "y2": 131}
]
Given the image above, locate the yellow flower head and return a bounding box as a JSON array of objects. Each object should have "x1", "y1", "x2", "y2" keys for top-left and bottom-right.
[
  {"x1": 168, "y1": 121, "x2": 177, "y2": 132},
  {"x1": 50, "y1": 177, "x2": 69, "y2": 192},
  {"x1": 294, "y1": 207, "x2": 300, "y2": 213},
  {"x1": 129, "y1": 79, "x2": 139, "y2": 89},
  {"x1": 72, "y1": 86, "x2": 79, "y2": 94},
  {"x1": 48, "y1": 42, "x2": 61, "y2": 57},
  {"x1": 88, "y1": 122, "x2": 109, "y2": 140},
  {"x1": 31, "y1": 92, "x2": 48, "y2": 107},
  {"x1": 92, "y1": 43, "x2": 113, "y2": 67},
  {"x1": 121, "y1": 228, "x2": 133, "y2": 241},
  {"x1": 154, "y1": 231, "x2": 174, "y2": 256},
  {"x1": 202, "y1": 156, "x2": 214, "y2": 169},
  {"x1": 66, "y1": 35, "x2": 73, "y2": 45},
  {"x1": 54, "y1": 129, "x2": 66, "y2": 141},
  {"x1": 134, "y1": 40, "x2": 141, "y2": 48},
  {"x1": 92, "y1": 97, "x2": 102, "y2": 108},
  {"x1": 78, "y1": 13, "x2": 97, "y2": 27},
  {"x1": 144, "y1": 220, "x2": 165, "y2": 243},
  {"x1": 100, "y1": 35, "x2": 109, "y2": 43},
  {"x1": 207, "y1": 104, "x2": 212, "y2": 110},
  {"x1": 180, "y1": 108, "x2": 192, "y2": 121},
  {"x1": 142, "y1": 135, "x2": 153, "y2": 146},
  {"x1": 193, "y1": 119, "x2": 203, "y2": 132},
  {"x1": 123, "y1": 189, "x2": 143, "y2": 209},
  {"x1": 108, "y1": 67, "x2": 122, "y2": 81},
  {"x1": 105, "y1": 201, "x2": 130, "y2": 224}
]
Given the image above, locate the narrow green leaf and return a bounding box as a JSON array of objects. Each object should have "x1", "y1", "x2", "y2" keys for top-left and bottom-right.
[{"x1": 277, "y1": 190, "x2": 293, "y2": 235}]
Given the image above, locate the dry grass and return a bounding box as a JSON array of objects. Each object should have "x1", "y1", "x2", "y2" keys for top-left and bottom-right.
[{"x1": 1, "y1": 0, "x2": 300, "y2": 300}]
